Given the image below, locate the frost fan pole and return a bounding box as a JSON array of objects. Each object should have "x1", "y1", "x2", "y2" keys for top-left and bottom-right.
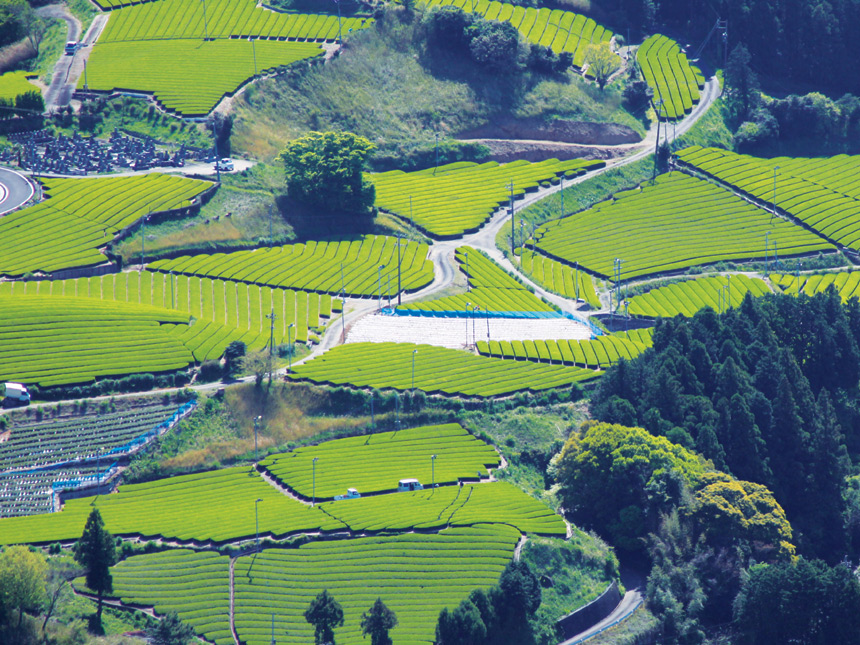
[{"x1": 509, "y1": 181, "x2": 515, "y2": 255}]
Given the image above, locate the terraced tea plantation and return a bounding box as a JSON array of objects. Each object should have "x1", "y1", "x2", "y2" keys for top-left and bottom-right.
[
  {"x1": 426, "y1": 0, "x2": 614, "y2": 67},
  {"x1": 289, "y1": 342, "x2": 598, "y2": 396},
  {"x1": 99, "y1": 0, "x2": 368, "y2": 42},
  {"x1": 627, "y1": 274, "x2": 771, "y2": 318},
  {"x1": 533, "y1": 172, "x2": 833, "y2": 279},
  {"x1": 637, "y1": 34, "x2": 704, "y2": 120},
  {"x1": 0, "y1": 466, "x2": 340, "y2": 545},
  {"x1": 477, "y1": 330, "x2": 652, "y2": 369},
  {"x1": 0, "y1": 71, "x2": 38, "y2": 101},
  {"x1": 371, "y1": 159, "x2": 603, "y2": 237},
  {"x1": 149, "y1": 235, "x2": 433, "y2": 297},
  {"x1": 82, "y1": 40, "x2": 323, "y2": 115},
  {"x1": 1, "y1": 272, "x2": 333, "y2": 360},
  {"x1": 260, "y1": 424, "x2": 499, "y2": 499},
  {"x1": 397, "y1": 247, "x2": 555, "y2": 315},
  {"x1": 107, "y1": 525, "x2": 519, "y2": 645},
  {"x1": 772, "y1": 271, "x2": 860, "y2": 301},
  {"x1": 0, "y1": 173, "x2": 211, "y2": 277},
  {"x1": 677, "y1": 147, "x2": 860, "y2": 250},
  {"x1": 519, "y1": 249, "x2": 602, "y2": 309},
  {"x1": 322, "y1": 481, "x2": 566, "y2": 535},
  {"x1": 107, "y1": 550, "x2": 232, "y2": 645},
  {"x1": 0, "y1": 296, "x2": 197, "y2": 387}
]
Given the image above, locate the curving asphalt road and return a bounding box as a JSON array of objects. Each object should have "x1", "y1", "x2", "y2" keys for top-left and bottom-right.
[{"x1": 0, "y1": 167, "x2": 35, "y2": 215}]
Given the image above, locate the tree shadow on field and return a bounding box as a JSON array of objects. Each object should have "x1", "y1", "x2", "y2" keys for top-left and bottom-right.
[{"x1": 275, "y1": 194, "x2": 375, "y2": 241}]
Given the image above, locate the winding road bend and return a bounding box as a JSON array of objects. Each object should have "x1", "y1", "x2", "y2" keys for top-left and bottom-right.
[{"x1": 0, "y1": 167, "x2": 35, "y2": 214}]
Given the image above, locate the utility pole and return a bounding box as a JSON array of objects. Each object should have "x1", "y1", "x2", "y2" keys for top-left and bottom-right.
[
  {"x1": 465, "y1": 302, "x2": 471, "y2": 347},
  {"x1": 772, "y1": 166, "x2": 780, "y2": 221},
  {"x1": 765, "y1": 232, "x2": 770, "y2": 276},
  {"x1": 560, "y1": 174, "x2": 564, "y2": 219},
  {"x1": 254, "y1": 415, "x2": 261, "y2": 462},
  {"x1": 251, "y1": 37, "x2": 257, "y2": 76},
  {"x1": 334, "y1": 0, "x2": 343, "y2": 43},
  {"x1": 201, "y1": 0, "x2": 209, "y2": 39},
  {"x1": 266, "y1": 307, "x2": 276, "y2": 383},
  {"x1": 464, "y1": 251, "x2": 470, "y2": 292},
  {"x1": 312, "y1": 457, "x2": 318, "y2": 507},
  {"x1": 397, "y1": 236, "x2": 402, "y2": 306},
  {"x1": 509, "y1": 181, "x2": 515, "y2": 255},
  {"x1": 653, "y1": 99, "x2": 664, "y2": 180},
  {"x1": 140, "y1": 212, "x2": 150, "y2": 269},
  {"x1": 287, "y1": 323, "x2": 295, "y2": 373},
  {"x1": 377, "y1": 265, "x2": 385, "y2": 311}
]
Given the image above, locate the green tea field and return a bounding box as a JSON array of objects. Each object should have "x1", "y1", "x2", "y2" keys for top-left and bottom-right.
[
  {"x1": 260, "y1": 423, "x2": 500, "y2": 499},
  {"x1": 533, "y1": 172, "x2": 833, "y2": 279},
  {"x1": 149, "y1": 235, "x2": 434, "y2": 297}
]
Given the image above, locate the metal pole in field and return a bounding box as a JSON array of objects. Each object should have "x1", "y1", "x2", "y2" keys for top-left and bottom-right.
[
  {"x1": 653, "y1": 99, "x2": 663, "y2": 180},
  {"x1": 387, "y1": 275, "x2": 391, "y2": 309},
  {"x1": 485, "y1": 307, "x2": 490, "y2": 341},
  {"x1": 201, "y1": 0, "x2": 209, "y2": 39},
  {"x1": 575, "y1": 262, "x2": 579, "y2": 301},
  {"x1": 254, "y1": 415, "x2": 261, "y2": 462},
  {"x1": 772, "y1": 166, "x2": 780, "y2": 219},
  {"x1": 287, "y1": 323, "x2": 295, "y2": 373},
  {"x1": 271, "y1": 614, "x2": 275, "y2": 645},
  {"x1": 472, "y1": 306, "x2": 477, "y2": 343},
  {"x1": 431, "y1": 454, "x2": 437, "y2": 487},
  {"x1": 377, "y1": 265, "x2": 385, "y2": 311},
  {"x1": 397, "y1": 235, "x2": 402, "y2": 306},
  {"x1": 266, "y1": 307, "x2": 276, "y2": 383},
  {"x1": 269, "y1": 207, "x2": 273, "y2": 242},
  {"x1": 340, "y1": 262, "x2": 347, "y2": 343},
  {"x1": 334, "y1": 0, "x2": 343, "y2": 43},
  {"x1": 255, "y1": 498, "x2": 262, "y2": 549},
  {"x1": 409, "y1": 196, "x2": 413, "y2": 229},
  {"x1": 170, "y1": 271, "x2": 175, "y2": 309},
  {"x1": 251, "y1": 37, "x2": 257, "y2": 76},
  {"x1": 83, "y1": 58, "x2": 88, "y2": 91},
  {"x1": 560, "y1": 174, "x2": 564, "y2": 218},
  {"x1": 726, "y1": 274, "x2": 732, "y2": 308},
  {"x1": 412, "y1": 349, "x2": 417, "y2": 393},
  {"x1": 312, "y1": 457, "x2": 318, "y2": 507},
  {"x1": 465, "y1": 251, "x2": 470, "y2": 292},
  {"x1": 465, "y1": 302, "x2": 471, "y2": 347},
  {"x1": 765, "y1": 232, "x2": 770, "y2": 276},
  {"x1": 509, "y1": 181, "x2": 515, "y2": 255},
  {"x1": 434, "y1": 132, "x2": 439, "y2": 172},
  {"x1": 141, "y1": 213, "x2": 149, "y2": 269},
  {"x1": 370, "y1": 390, "x2": 374, "y2": 428},
  {"x1": 395, "y1": 392, "x2": 400, "y2": 431},
  {"x1": 796, "y1": 259, "x2": 801, "y2": 292}
]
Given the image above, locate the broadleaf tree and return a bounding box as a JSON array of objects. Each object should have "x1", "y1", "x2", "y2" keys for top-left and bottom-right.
[{"x1": 280, "y1": 131, "x2": 376, "y2": 215}]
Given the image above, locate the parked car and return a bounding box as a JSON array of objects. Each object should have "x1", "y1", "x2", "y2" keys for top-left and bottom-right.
[
  {"x1": 334, "y1": 488, "x2": 361, "y2": 501},
  {"x1": 64, "y1": 41, "x2": 79, "y2": 55},
  {"x1": 398, "y1": 478, "x2": 423, "y2": 492},
  {"x1": 214, "y1": 158, "x2": 234, "y2": 171}
]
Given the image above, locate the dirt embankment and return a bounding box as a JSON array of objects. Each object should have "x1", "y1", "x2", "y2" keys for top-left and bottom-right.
[
  {"x1": 457, "y1": 116, "x2": 642, "y2": 146},
  {"x1": 463, "y1": 139, "x2": 629, "y2": 163}
]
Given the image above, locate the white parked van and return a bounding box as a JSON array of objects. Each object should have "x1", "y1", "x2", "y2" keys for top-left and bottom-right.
[
  {"x1": 2, "y1": 382, "x2": 30, "y2": 405},
  {"x1": 398, "y1": 478, "x2": 423, "y2": 492}
]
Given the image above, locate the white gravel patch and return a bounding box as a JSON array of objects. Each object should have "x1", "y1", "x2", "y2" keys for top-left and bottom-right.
[{"x1": 347, "y1": 314, "x2": 594, "y2": 349}]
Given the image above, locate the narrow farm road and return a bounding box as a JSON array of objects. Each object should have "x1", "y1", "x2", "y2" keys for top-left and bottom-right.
[
  {"x1": 558, "y1": 590, "x2": 645, "y2": 645},
  {"x1": 39, "y1": 4, "x2": 82, "y2": 111},
  {"x1": 229, "y1": 557, "x2": 240, "y2": 645}
]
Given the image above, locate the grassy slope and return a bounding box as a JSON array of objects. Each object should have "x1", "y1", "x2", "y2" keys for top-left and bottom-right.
[{"x1": 231, "y1": 7, "x2": 645, "y2": 162}]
